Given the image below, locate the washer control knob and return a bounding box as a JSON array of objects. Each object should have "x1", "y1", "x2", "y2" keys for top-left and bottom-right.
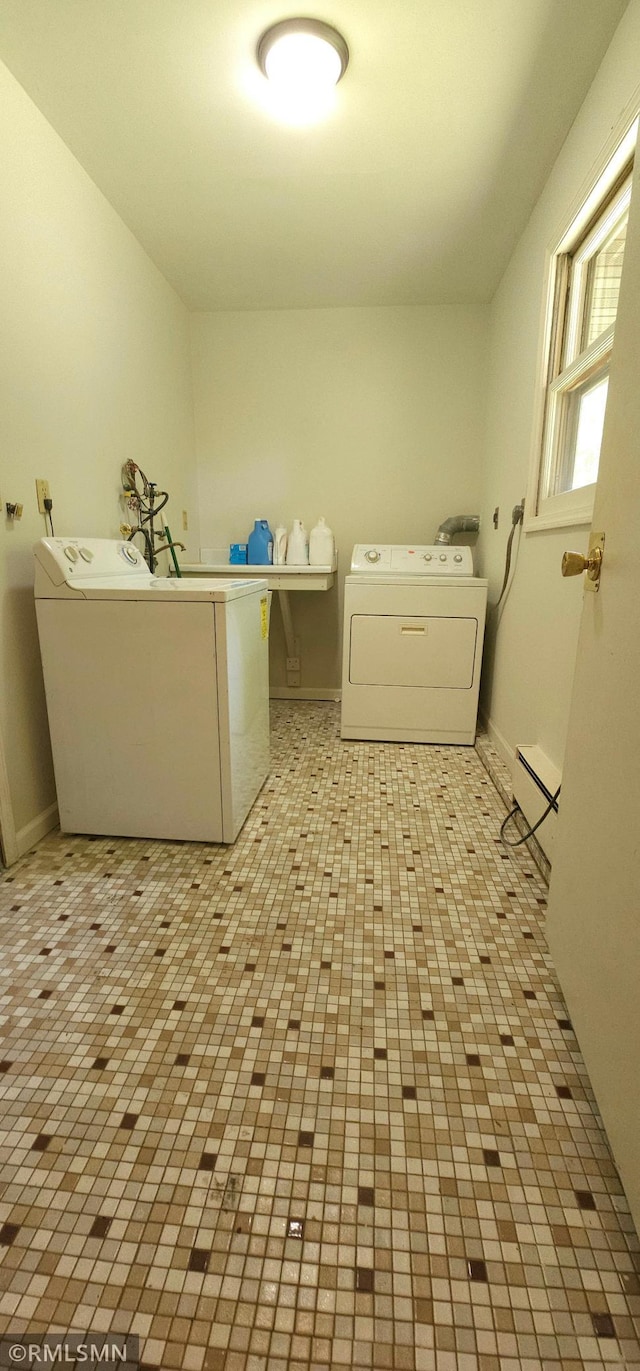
[
  {"x1": 64, "y1": 545, "x2": 79, "y2": 562},
  {"x1": 119, "y1": 544, "x2": 139, "y2": 566},
  {"x1": 439, "y1": 553, "x2": 447, "y2": 562},
  {"x1": 78, "y1": 546, "x2": 94, "y2": 562},
  {"x1": 423, "y1": 553, "x2": 432, "y2": 562},
  {"x1": 453, "y1": 553, "x2": 463, "y2": 563},
  {"x1": 365, "y1": 549, "x2": 381, "y2": 563}
]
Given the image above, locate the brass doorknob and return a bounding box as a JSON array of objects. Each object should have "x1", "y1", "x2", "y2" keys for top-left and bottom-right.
[
  {"x1": 562, "y1": 550, "x2": 591, "y2": 576},
  {"x1": 561, "y1": 535, "x2": 604, "y2": 590}
]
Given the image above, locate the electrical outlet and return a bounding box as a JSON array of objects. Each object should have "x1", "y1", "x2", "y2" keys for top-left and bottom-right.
[
  {"x1": 182, "y1": 509, "x2": 189, "y2": 531},
  {"x1": 286, "y1": 655, "x2": 301, "y2": 687},
  {"x1": 36, "y1": 479, "x2": 51, "y2": 514}
]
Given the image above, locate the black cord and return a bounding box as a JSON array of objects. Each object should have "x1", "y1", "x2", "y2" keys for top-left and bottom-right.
[
  {"x1": 44, "y1": 499, "x2": 55, "y2": 537},
  {"x1": 494, "y1": 502, "x2": 525, "y2": 609},
  {"x1": 500, "y1": 785, "x2": 561, "y2": 848}
]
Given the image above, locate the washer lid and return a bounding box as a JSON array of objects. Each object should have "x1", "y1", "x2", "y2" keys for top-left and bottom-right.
[
  {"x1": 351, "y1": 544, "x2": 474, "y2": 575},
  {"x1": 67, "y1": 576, "x2": 268, "y2": 602}
]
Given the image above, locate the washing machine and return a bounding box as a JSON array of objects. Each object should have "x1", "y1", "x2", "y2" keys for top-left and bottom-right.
[
  {"x1": 34, "y1": 537, "x2": 270, "y2": 843},
  {"x1": 340, "y1": 544, "x2": 488, "y2": 744}
]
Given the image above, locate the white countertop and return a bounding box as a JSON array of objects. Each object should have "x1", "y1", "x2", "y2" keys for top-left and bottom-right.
[{"x1": 178, "y1": 562, "x2": 337, "y2": 591}]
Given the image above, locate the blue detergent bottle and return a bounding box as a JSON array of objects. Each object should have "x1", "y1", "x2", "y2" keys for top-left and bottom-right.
[{"x1": 247, "y1": 519, "x2": 274, "y2": 564}]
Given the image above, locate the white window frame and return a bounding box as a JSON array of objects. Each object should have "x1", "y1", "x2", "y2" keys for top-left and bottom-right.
[{"x1": 525, "y1": 115, "x2": 638, "y2": 532}]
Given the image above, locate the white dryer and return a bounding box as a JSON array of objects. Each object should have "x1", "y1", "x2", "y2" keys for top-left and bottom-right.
[
  {"x1": 34, "y1": 538, "x2": 270, "y2": 843},
  {"x1": 340, "y1": 544, "x2": 488, "y2": 745}
]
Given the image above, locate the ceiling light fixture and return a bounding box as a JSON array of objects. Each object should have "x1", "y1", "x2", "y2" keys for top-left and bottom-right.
[{"x1": 257, "y1": 17, "x2": 349, "y2": 96}]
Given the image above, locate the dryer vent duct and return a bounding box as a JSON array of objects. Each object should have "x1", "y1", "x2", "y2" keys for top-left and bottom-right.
[{"x1": 435, "y1": 514, "x2": 480, "y2": 545}]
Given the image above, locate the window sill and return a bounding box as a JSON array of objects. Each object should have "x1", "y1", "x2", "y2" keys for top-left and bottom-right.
[{"x1": 524, "y1": 485, "x2": 595, "y2": 533}]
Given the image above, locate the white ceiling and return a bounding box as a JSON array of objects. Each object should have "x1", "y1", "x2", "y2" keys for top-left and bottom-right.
[{"x1": 0, "y1": 0, "x2": 629, "y2": 310}]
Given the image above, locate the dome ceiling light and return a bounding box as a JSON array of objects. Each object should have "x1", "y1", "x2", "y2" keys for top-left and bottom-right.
[
  {"x1": 256, "y1": 18, "x2": 349, "y2": 123},
  {"x1": 257, "y1": 18, "x2": 349, "y2": 86}
]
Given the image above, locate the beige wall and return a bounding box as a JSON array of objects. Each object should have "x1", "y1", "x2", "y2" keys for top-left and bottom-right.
[
  {"x1": 0, "y1": 63, "x2": 198, "y2": 854},
  {"x1": 190, "y1": 305, "x2": 487, "y2": 692},
  {"x1": 477, "y1": 2, "x2": 640, "y2": 773},
  {"x1": 3, "y1": 0, "x2": 637, "y2": 854}
]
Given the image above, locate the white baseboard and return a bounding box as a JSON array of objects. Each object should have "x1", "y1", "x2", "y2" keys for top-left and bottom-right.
[
  {"x1": 270, "y1": 687, "x2": 341, "y2": 702},
  {"x1": 479, "y1": 711, "x2": 515, "y2": 772},
  {"x1": 15, "y1": 802, "x2": 59, "y2": 858}
]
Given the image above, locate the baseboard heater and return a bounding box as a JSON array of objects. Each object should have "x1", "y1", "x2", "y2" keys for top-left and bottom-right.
[{"x1": 512, "y1": 744, "x2": 561, "y2": 862}]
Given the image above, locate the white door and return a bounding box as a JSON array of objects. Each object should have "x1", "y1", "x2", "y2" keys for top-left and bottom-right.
[{"x1": 547, "y1": 154, "x2": 640, "y2": 1230}]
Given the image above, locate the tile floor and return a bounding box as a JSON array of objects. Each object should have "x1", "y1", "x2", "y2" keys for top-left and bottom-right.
[{"x1": 0, "y1": 702, "x2": 638, "y2": 1370}]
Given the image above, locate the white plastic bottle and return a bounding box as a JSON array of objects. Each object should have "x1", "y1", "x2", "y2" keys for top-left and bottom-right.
[
  {"x1": 273, "y1": 526, "x2": 288, "y2": 565},
  {"x1": 286, "y1": 519, "x2": 309, "y2": 565},
  {"x1": 309, "y1": 517, "x2": 335, "y2": 567}
]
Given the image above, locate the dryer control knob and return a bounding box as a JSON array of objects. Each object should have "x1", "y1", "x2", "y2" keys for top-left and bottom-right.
[
  {"x1": 423, "y1": 553, "x2": 432, "y2": 562},
  {"x1": 64, "y1": 545, "x2": 79, "y2": 562},
  {"x1": 365, "y1": 549, "x2": 381, "y2": 563},
  {"x1": 78, "y1": 547, "x2": 94, "y2": 562},
  {"x1": 453, "y1": 553, "x2": 463, "y2": 563},
  {"x1": 439, "y1": 553, "x2": 447, "y2": 562}
]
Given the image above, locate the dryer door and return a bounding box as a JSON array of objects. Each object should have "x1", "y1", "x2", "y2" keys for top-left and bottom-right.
[{"x1": 349, "y1": 614, "x2": 478, "y2": 688}]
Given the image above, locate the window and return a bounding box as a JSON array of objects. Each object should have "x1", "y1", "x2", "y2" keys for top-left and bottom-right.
[{"x1": 528, "y1": 119, "x2": 637, "y2": 529}]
